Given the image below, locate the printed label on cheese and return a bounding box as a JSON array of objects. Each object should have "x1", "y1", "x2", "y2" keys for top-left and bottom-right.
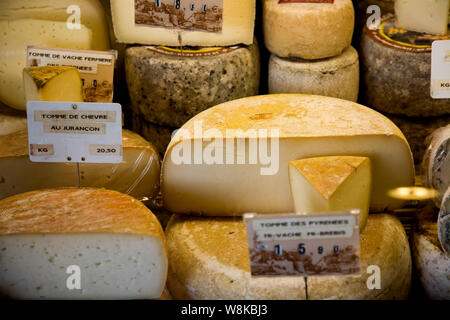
[
  {"x1": 431, "y1": 40, "x2": 450, "y2": 99},
  {"x1": 366, "y1": 14, "x2": 450, "y2": 53},
  {"x1": 27, "y1": 46, "x2": 116, "y2": 103},
  {"x1": 146, "y1": 45, "x2": 239, "y2": 57},
  {"x1": 27, "y1": 101, "x2": 122, "y2": 164},
  {"x1": 244, "y1": 211, "x2": 361, "y2": 277},
  {"x1": 135, "y1": 0, "x2": 223, "y2": 33}
]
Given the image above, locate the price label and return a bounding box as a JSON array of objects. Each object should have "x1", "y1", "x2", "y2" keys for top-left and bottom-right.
[
  {"x1": 431, "y1": 40, "x2": 450, "y2": 99},
  {"x1": 244, "y1": 211, "x2": 361, "y2": 277},
  {"x1": 27, "y1": 101, "x2": 122, "y2": 164}
]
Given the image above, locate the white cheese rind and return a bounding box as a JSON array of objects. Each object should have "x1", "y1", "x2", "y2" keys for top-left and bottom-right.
[
  {"x1": 162, "y1": 94, "x2": 415, "y2": 216},
  {"x1": 263, "y1": 0, "x2": 355, "y2": 59},
  {"x1": 268, "y1": 46, "x2": 359, "y2": 102},
  {"x1": 423, "y1": 125, "x2": 450, "y2": 207},
  {"x1": 0, "y1": 19, "x2": 94, "y2": 110},
  {"x1": 395, "y1": 0, "x2": 449, "y2": 36},
  {"x1": 110, "y1": 0, "x2": 255, "y2": 46}
]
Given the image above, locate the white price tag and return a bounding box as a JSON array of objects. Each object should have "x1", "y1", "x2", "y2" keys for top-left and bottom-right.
[
  {"x1": 431, "y1": 40, "x2": 450, "y2": 99},
  {"x1": 244, "y1": 211, "x2": 361, "y2": 277},
  {"x1": 27, "y1": 101, "x2": 122, "y2": 164}
]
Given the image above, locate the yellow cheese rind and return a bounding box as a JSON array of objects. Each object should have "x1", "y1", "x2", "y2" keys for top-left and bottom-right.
[
  {"x1": 263, "y1": 0, "x2": 355, "y2": 59},
  {"x1": 23, "y1": 66, "x2": 83, "y2": 103},
  {"x1": 0, "y1": 130, "x2": 161, "y2": 201},
  {"x1": 110, "y1": 0, "x2": 255, "y2": 46},
  {"x1": 166, "y1": 214, "x2": 411, "y2": 300},
  {"x1": 162, "y1": 94, "x2": 415, "y2": 215},
  {"x1": 0, "y1": 0, "x2": 110, "y2": 50},
  {"x1": 0, "y1": 104, "x2": 27, "y2": 135},
  {"x1": 289, "y1": 156, "x2": 371, "y2": 231},
  {"x1": 0, "y1": 19, "x2": 94, "y2": 110}
]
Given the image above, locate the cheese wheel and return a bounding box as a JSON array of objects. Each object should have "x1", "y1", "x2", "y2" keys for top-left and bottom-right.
[
  {"x1": 263, "y1": 0, "x2": 355, "y2": 60},
  {"x1": 0, "y1": 188, "x2": 167, "y2": 299},
  {"x1": 387, "y1": 114, "x2": 450, "y2": 165},
  {"x1": 423, "y1": 125, "x2": 450, "y2": 206},
  {"x1": 0, "y1": 104, "x2": 27, "y2": 136},
  {"x1": 413, "y1": 218, "x2": 450, "y2": 300},
  {"x1": 438, "y1": 187, "x2": 450, "y2": 255},
  {"x1": 125, "y1": 43, "x2": 260, "y2": 128},
  {"x1": 0, "y1": 130, "x2": 161, "y2": 201},
  {"x1": 356, "y1": 0, "x2": 394, "y2": 14},
  {"x1": 162, "y1": 94, "x2": 415, "y2": 216},
  {"x1": 268, "y1": 46, "x2": 359, "y2": 102},
  {"x1": 166, "y1": 214, "x2": 411, "y2": 300},
  {"x1": 361, "y1": 14, "x2": 450, "y2": 117},
  {"x1": 131, "y1": 113, "x2": 177, "y2": 157}
]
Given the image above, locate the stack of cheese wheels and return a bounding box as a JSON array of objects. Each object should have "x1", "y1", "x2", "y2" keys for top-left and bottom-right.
[
  {"x1": 0, "y1": 130, "x2": 161, "y2": 202},
  {"x1": 0, "y1": 188, "x2": 168, "y2": 299},
  {"x1": 161, "y1": 94, "x2": 414, "y2": 299},
  {"x1": 0, "y1": 102, "x2": 27, "y2": 136},
  {"x1": 0, "y1": 0, "x2": 110, "y2": 111},
  {"x1": 109, "y1": 0, "x2": 260, "y2": 156},
  {"x1": 361, "y1": 8, "x2": 450, "y2": 164},
  {"x1": 264, "y1": 0, "x2": 359, "y2": 102}
]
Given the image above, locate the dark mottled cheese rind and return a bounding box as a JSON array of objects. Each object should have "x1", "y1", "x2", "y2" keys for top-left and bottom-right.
[
  {"x1": 361, "y1": 28, "x2": 450, "y2": 117},
  {"x1": 438, "y1": 188, "x2": 450, "y2": 255},
  {"x1": 125, "y1": 42, "x2": 260, "y2": 128}
]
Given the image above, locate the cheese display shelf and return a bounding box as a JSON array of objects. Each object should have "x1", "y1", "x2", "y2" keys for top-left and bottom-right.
[{"x1": 0, "y1": 0, "x2": 449, "y2": 302}]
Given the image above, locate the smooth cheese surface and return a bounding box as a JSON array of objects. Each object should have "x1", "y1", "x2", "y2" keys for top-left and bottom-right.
[
  {"x1": 166, "y1": 214, "x2": 411, "y2": 300},
  {"x1": 111, "y1": 0, "x2": 255, "y2": 46},
  {"x1": 269, "y1": 46, "x2": 359, "y2": 102},
  {"x1": 0, "y1": 0, "x2": 110, "y2": 50},
  {"x1": 413, "y1": 218, "x2": 450, "y2": 300},
  {"x1": 289, "y1": 156, "x2": 371, "y2": 231},
  {"x1": 162, "y1": 94, "x2": 415, "y2": 215},
  {"x1": 0, "y1": 19, "x2": 94, "y2": 110},
  {"x1": 0, "y1": 130, "x2": 161, "y2": 201},
  {"x1": 395, "y1": 0, "x2": 449, "y2": 36},
  {"x1": 23, "y1": 66, "x2": 84, "y2": 103},
  {"x1": 263, "y1": 0, "x2": 355, "y2": 59},
  {"x1": 0, "y1": 104, "x2": 27, "y2": 135},
  {"x1": 423, "y1": 125, "x2": 450, "y2": 207},
  {"x1": 125, "y1": 42, "x2": 260, "y2": 128},
  {"x1": 0, "y1": 188, "x2": 167, "y2": 299}
]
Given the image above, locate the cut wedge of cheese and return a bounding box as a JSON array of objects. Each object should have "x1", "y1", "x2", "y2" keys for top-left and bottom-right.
[
  {"x1": 0, "y1": 130, "x2": 160, "y2": 201},
  {"x1": 413, "y1": 217, "x2": 450, "y2": 300},
  {"x1": 110, "y1": 0, "x2": 255, "y2": 46},
  {"x1": 166, "y1": 214, "x2": 411, "y2": 300},
  {"x1": 263, "y1": 0, "x2": 355, "y2": 59},
  {"x1": 162, "y1": 94, "x2": 415, "y2": 216},
  {"x1": 289, "y1": 156, "x2": 371, "y2": 231},
  {"x1": 0, "y1": 0, "x2": 110, "y2": 50},
  {"x1": 23, "y1": 66, "x2": 83, "y2": 103},
  {"x1": 395, "y1": 0, "x2": 449, "y2": 36},
  {"x1": 0, "y1": 188, "x2": 167, "y2": 300},
  {"x1": 423, "y1": 125, "x2": 450, "y2": 207},
  {"x1": 438, "y1": 187, "x2": 450, "y2": 255},
  {"x1": 0, "y1": 19, "x2": 94, "y2": 110}
]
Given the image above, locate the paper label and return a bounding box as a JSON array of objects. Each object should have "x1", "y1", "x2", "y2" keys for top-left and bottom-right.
[
  {"x1": 431, "y1": 40, "x2": 450, "y2": 98},
  {"x1": 135, "y1": 0, "x2": 223, "y2": 33},
  {"x1": 366, "y1": 14, "x2": 450, "y2": 53},
  {"x1": 244, "y1": 211, "x2": 361, "y2": 277},
  {"x1": 278, "y1": 0, "x2": 333, "y2": 3},
  {"x1": 146, "y1": 45, "x2": 238, "y2": 57},
  {"x1": 27, "y1": 101, "x2": 122, "y2": 163},
  {"x1": 27, "y1": 46, "x2": 116, "y2": 103}
]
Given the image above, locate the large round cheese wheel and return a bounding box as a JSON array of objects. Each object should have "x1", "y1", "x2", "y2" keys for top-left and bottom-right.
[
  {"x1": 0, "y1": 103, "x2": 27, "y2": 135},
  {"x1": 386, "y1": 114, "x2": 450, "y2": 165},
  {"x1": 125, "y1": 43, "x2": 260, "y2": 128},
  {"x1": 166, "y1": 214, "x2": 411, "y2": 300},
  {"x1": 423, "y1": 125, "x2": 450, "y2": 206},
  {"x1": 263, "y1": 0, "x2": 354, "y2": 60},
  {"x1": 438, "y1": 188, "x2": 450, "y2": 255},
  {"x1": 268, "y1": 46, "x2": 359, "y2": 102},
  {"x1": 361, "y1": 15, "x2": 450, "y2": 117},
  {"x1": 413, "y1": 218, "x2": 450, "y2": 300}
]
